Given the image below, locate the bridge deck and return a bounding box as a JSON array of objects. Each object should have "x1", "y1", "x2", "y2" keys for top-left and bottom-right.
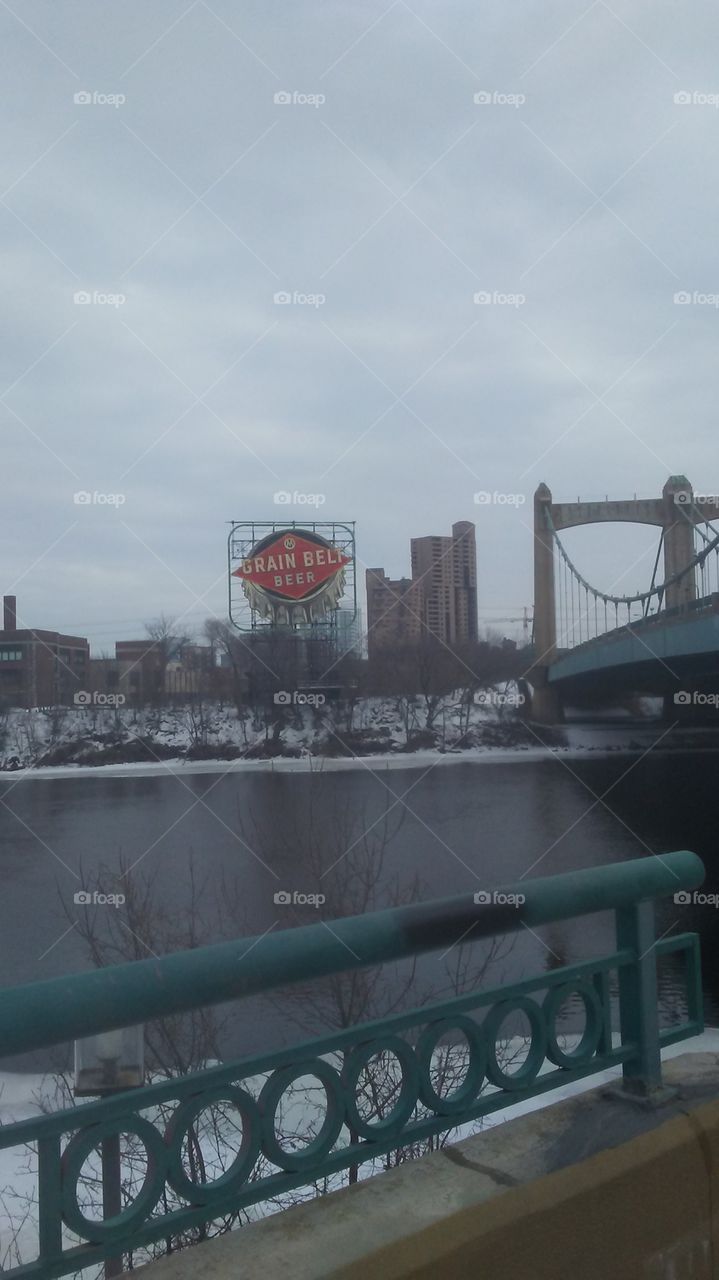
[{"x1": 549, "y1": 594, "x2": 719, "y2": 693}]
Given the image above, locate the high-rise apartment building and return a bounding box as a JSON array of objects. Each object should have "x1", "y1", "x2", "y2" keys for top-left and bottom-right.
[
  {"x1": 410, "y1": 521, "x2": 478, "y2": 646},
  {"x1": 365, "y1": 522, "x2": 478, "y2": 655}
]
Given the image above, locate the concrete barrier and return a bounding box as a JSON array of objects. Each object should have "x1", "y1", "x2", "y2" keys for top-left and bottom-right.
[{"x1": 140, "y1": 1051, "x2": 719, "y2": 1280}]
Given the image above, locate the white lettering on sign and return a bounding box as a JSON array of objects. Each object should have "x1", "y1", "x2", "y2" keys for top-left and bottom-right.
[{"x1": 244, "y1": 552, "x2": 301, "y2": 574}]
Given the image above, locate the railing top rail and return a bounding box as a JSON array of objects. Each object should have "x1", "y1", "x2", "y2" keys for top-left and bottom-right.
[{"x1": 0, "y1": 851, "x2": 704, "y2": 1059}]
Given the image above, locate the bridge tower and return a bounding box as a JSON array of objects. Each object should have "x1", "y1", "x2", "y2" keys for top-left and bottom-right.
[
  {"x1": 531, "y1": 483, "x2": 562, "y2": 724},
  {"x1": 662, "y1": 476, "x2": 697, "y2": 610}
]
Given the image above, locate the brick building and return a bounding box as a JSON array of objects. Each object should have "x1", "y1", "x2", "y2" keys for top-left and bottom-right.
[
  {"x1": 0, "y1": 595, "x2": 89, "y2": 708},
  {"x1": 365, "y1": 570, "x2": 424, "y2": 657}
]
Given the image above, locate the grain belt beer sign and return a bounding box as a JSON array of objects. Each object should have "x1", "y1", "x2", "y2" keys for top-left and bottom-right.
[{"x1": 232, "y1": 528, "x2": 351, "y2": 624}]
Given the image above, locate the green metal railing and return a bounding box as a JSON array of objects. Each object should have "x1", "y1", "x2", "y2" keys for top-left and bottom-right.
[{"x1": 0, "y1": 851, "x2": 705, "y2": 1278}]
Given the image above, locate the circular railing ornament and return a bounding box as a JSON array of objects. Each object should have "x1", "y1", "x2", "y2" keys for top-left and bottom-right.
[
  {"x1": 483, "y1": 997, "x2": 547, "y2": 1091},
  {"x1": 259, "y1": 1059, "x2": 345, "y2": 1172},
  {"x1": 416, "y1": 1016, "x2": 486, "y2": 1115},
  {"x1": 61, "y1": 1116, "x2": 168, "y2": 1244},
  {"x1": 164, "y1": 1084, "x2": 261, "y2": 1205},
  {"x1": 542, "y1": 980, "x2": 604, "y2": 1068},
  {"x1": 342, "y1": 1037, "x2": 419, "y2": 1141}
]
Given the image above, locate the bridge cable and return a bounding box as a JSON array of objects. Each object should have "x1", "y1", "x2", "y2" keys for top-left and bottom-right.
[
  {"x1": 545, "y1": 506, "x2": 719, "y2": 609},
  {"x1": 644, "y1": 529, "x2": 665, "y2": 617}
]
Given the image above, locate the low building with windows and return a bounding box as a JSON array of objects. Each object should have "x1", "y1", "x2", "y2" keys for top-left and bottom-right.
[
  {"x1": 114, "y1": 640, "x2": 215, "y2": 703},
  {"x1": 0, "y1": 595, "x2": 90, "y2": 708}
]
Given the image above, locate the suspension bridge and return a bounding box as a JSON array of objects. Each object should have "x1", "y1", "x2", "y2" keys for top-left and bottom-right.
[{"x1": 530, "y1": 475, "x2": 719, "y2": 723}]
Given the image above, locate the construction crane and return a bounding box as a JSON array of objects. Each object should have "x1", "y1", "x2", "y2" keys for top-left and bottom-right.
[{"x1": 478, "y1": 607, "x2": 533, "y2": 645}]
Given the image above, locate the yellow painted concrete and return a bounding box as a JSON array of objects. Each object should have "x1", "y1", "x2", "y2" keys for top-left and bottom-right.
[{"x1": 333, "y1": 1101, "x2": 719, "y2": 1280}]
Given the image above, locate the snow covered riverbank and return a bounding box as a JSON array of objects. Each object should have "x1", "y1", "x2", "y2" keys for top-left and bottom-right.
[
  {"x1": 0, "y1": 742, "x2": 686, "y2": 784},
  {"x1": 0, "y1": 690, "x2": 685, "y2": 779}
]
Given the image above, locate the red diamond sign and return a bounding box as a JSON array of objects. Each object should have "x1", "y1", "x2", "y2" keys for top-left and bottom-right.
[{"x1": 232, "y1": 529, "x2": 351, "y2": 605}]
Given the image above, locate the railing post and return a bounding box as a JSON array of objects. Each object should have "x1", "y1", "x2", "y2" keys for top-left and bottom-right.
[
  {"x1": 102, "y1": 1133, "x2": 122, "y2": 1279},
  {"x1": 37, "y1": 1136, "x2": 62, "y2": 1265},
  {"x1": 615, "y1": 899, "x2": 662, "y2": 1095}
]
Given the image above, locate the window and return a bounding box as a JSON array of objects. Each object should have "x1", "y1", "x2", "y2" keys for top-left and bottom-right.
[{"x1": 0, "y1": 649, "x2": 22, "y2": 661}]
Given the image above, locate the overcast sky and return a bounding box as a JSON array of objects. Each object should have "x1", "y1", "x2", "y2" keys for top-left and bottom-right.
[{"x1": 2, "y1": 1, "x2": 718, "y2": 652}]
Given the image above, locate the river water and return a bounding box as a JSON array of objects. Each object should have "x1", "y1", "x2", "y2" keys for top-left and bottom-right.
[{"x1": 1, "y1": 748, "x2": 717, "y2": 1069}]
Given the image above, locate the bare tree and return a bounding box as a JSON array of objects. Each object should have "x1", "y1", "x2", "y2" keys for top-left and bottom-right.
[
  {"x1": 204, "y1": 619, "x2": 247, "y2": 711},
  {"x1": 144, "y1": 614, "x2": 192, "y2": 703},
  {"x1": 225, "y1": 767, "x2": 514, "y2": 1180}
]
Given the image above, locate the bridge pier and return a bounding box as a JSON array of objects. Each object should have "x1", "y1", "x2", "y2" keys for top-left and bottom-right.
[{"x1": 529, "y1": 674, "x2": 564, "y2": 725}]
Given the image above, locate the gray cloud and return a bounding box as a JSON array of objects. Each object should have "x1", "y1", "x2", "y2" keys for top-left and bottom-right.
[{"x1": 2, "y1": 1, "x2": 717, "y2": 646}]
